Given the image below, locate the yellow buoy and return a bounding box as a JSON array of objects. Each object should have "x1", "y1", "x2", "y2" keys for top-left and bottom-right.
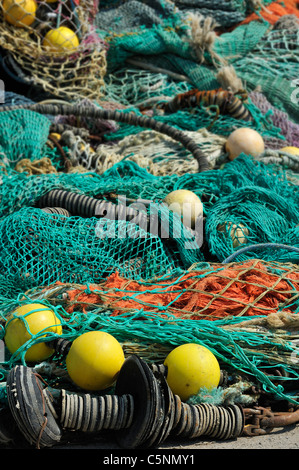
[
  {"x1": 2, "y1": 0, "x2": 37, "y2": 27},
  {"x1": 164, "y1": 343, "x2": 221, "y2": 401},
  {"x1": 217, "y1": 222, "x2": 249, "y2": 248},
  {"x1": 226, "y1": 127, "x2": 265, "y2": 160},
  {"x1": 42, "y1": 26, "x2": 80, "y2": 52},
  {"x1": 65, "y1": 331, "x2": 125, "y2": 391},
  {"x1": 4, "y1": 303, "x2": 62, "y2": 362},
  {"x1": 280, "y1": 146, "x2": 299, "y2": 156},
  {"x1": 49, "y1": 133, "x2": 61, "y2": 141},
  {"x1": 163, "y1": 189, "x2": 203, "y2": 229}
]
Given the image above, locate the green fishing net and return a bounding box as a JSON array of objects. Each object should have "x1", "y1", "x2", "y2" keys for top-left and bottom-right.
[
  {"x1": 0, "y1": 148, "x2": 298, "y2": 283},
  {"x1": 1, "y1": 277, "x2": 299, "y2": 404},
  {"x1": 233, "y1": 26, "x2": 299, "y2": 123},
  {"x1": 0, "y1": 0, "x2": 299, "y2": 421},
  {"x1": 0, "y1": 207, "x2": 179, "y2": 288},
  {"x1": 102, "y1": 100, "x2": 283, "y2": 142},
  {"x1": 97, "y1": 1, "x2": 298, "y2": 125},
  {"x1": 0, "y1": 110, "x2": 50, "y2": 163},
  {"x1": 104, "y1": 68, "x2": 192, "y2": 107},
  {"x1": 0, "y1": 109, "x2": 65, "y2": 172}
]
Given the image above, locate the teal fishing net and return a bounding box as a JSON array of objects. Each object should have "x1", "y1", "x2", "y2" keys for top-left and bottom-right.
[
  {"x1": 233, "y1": 26, "x2": 299, "y2": 123},
  {"x1": 0, "y1": 109, "x2": 64, "y2": 172},
  {"x1": 97, "y1": 8, "x2": 269, "y2": 77},
  {"x1": 1, "y1": 258, "x2": 299, "y2": 405},
  {"x1": 0, "y1": 202, "x2": 202, "y2": 290},
  {"x1": 0, "y1": 147, "x2": 298, "y2": 274},
  {"x1": 102, "y1": 99, "x2": 282, "y2": 143},
  {"x1": 97, "y1": 0, "x2": 298, "y2": 125},
  {"x1": 0, "y1": 110, "x2": 50, "y2": 163},
  {"x1": 0, "y1": 207, "x2": 174, "y2": 287},
  {"x1": 0, "y1": 0, "x2": 299, "y2": 432}
]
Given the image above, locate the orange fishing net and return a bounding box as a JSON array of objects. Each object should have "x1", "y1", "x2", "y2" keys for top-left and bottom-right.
[
  {"x1": 240, "y1": 0, "x2": 299, "y2": 25},
  {"x1": 56, "y1": 259, "x2": 299, "y2": 320}
]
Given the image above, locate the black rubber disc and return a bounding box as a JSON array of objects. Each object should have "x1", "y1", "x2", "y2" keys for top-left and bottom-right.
[
  {"x1": 229, "y1": 404, "x2": 245, "y2": 438},
  {"x1": 115, "y1": 355, "x2": 164, "y2": 449},
  {"x1": 143, "y1": 367, "x2": 176, "y2": 448},
  {"x1": 6, "y1": 365, "x2": 62, "y2": 448}
]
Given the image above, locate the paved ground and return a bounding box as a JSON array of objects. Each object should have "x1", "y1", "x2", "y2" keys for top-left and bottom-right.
[{"x1": 52, "y1": 424, "x2": 299, "y2": 452}]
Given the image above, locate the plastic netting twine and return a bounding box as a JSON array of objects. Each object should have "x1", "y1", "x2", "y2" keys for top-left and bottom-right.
[
  {"x1": 1, "y1": 260, "x2": 299, "y2": 404},
  {"x1": 0, "y1": 0, "x2": 106, "y2": 100},
  {"x1": 0, "y1": 105, "x2": 299, "y2": 403},
  {"x1": 0, "y1": 0, "x2": 299, "y2": 409},
  {"x1": 97, "y1": 0, "x2": 299, "y2": 124}
]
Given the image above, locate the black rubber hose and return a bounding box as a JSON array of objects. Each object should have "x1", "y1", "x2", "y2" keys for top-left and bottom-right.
[
  {"x1": 36, "y1": 188, "x2": 146, "y2": 222},
  {"x1": 0, "y1": 103, "x2": 210, "y2": 172},
  {"x1": 36, "y1": 189, "x2": 198, "y2": 242}
]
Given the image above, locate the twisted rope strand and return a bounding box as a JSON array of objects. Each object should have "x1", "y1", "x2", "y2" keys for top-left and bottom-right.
[{"x1": 0, "y1": 104, "x2": 210, "y2": 172}]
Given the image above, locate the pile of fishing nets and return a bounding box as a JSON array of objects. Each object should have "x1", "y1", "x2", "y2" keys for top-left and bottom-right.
[
  {"x1": 0, "y1": 0, "x2": 106, "y2": 100},
  {"x1": 0, "y1": 0, "x2": 298, "y2": 449}
]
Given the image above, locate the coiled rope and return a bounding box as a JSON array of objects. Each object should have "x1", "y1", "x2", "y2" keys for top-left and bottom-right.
[{"x1": 0, "y1": 103, "x2": 210, "y2": 173}]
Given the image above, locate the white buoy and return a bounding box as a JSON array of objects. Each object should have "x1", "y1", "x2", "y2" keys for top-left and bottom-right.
[
  {"x1": 163, "y1": 189, "x2": 203, "y2": 229},
  {"x1": 226, "y1": 128, "x2": 265, "y2": 160}
]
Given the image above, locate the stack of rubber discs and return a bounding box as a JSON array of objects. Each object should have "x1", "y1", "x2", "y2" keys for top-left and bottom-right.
[
  {"x1": 172, "y1": 401, "x2": 245, "y2": 440},
  {"x1": 60, "y1": 390, "x2": 135, "y2": 432},
  {"x1": 4, "y1": 356, "x2": 245, "y2": 449}
]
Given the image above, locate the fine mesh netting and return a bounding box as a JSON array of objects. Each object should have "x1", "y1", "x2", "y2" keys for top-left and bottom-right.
[
  {"x1": 0, "y1": 0, "x2": 299, "y2": 439},
  {"x1": 0, "y1": 109, "x2": 51, "y2": 163},
  {"x1": 233, "y1": 26, "x2": 299, "y2": 122},
  {"x1": 2, "y1": 259, "x2": 299, "y2": 405},
  {"x1": 0, "y1": 207, "x2": 179, "y2": 287},
  {"x1": 0, "y1": 145, "x2": 298, "y2": 274},
  {"x1": 96, "y1": 0, "x2": 299, "y2": 125},
  {"x1": 0, "y1": 0, "x2": 107, "y2": 100}
]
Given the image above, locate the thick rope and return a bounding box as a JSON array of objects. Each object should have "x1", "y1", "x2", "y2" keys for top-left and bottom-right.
[{"x1": 0, "y1": 103, "x2": 210, "y2": 173}]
